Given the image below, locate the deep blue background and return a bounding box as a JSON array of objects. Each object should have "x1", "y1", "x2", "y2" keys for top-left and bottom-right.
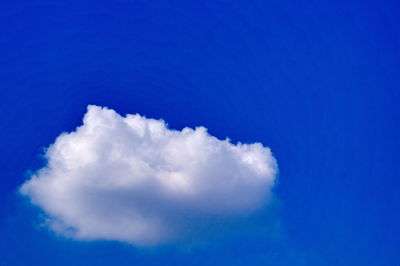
[{"x1": 0, "y1": 0, "x2": 399, "y2": 265}]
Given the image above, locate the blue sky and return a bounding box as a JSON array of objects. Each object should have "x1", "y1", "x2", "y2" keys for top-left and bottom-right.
[{"x1": 0, "y1": 0, "x2": 399, "y2": 265}]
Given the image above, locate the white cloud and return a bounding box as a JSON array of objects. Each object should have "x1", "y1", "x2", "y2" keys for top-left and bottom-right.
[{"x1": 20, "y1": 105, "x2": 278, "y2": 246}]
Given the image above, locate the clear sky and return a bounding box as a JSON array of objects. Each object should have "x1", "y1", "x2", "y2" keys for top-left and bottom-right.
[{"x1": 0, "y1": 0, "x2": 399, "y2": 265}]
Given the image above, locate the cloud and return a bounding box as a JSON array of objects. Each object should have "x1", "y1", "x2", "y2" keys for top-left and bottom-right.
[{"x1": 20, "y1": 105, "x2": 278, "y2": 246}]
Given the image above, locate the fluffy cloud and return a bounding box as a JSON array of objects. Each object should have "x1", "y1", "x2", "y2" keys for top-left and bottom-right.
[{"x1": 20, "y1": 105, "x2": 278, "y2": 246}]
